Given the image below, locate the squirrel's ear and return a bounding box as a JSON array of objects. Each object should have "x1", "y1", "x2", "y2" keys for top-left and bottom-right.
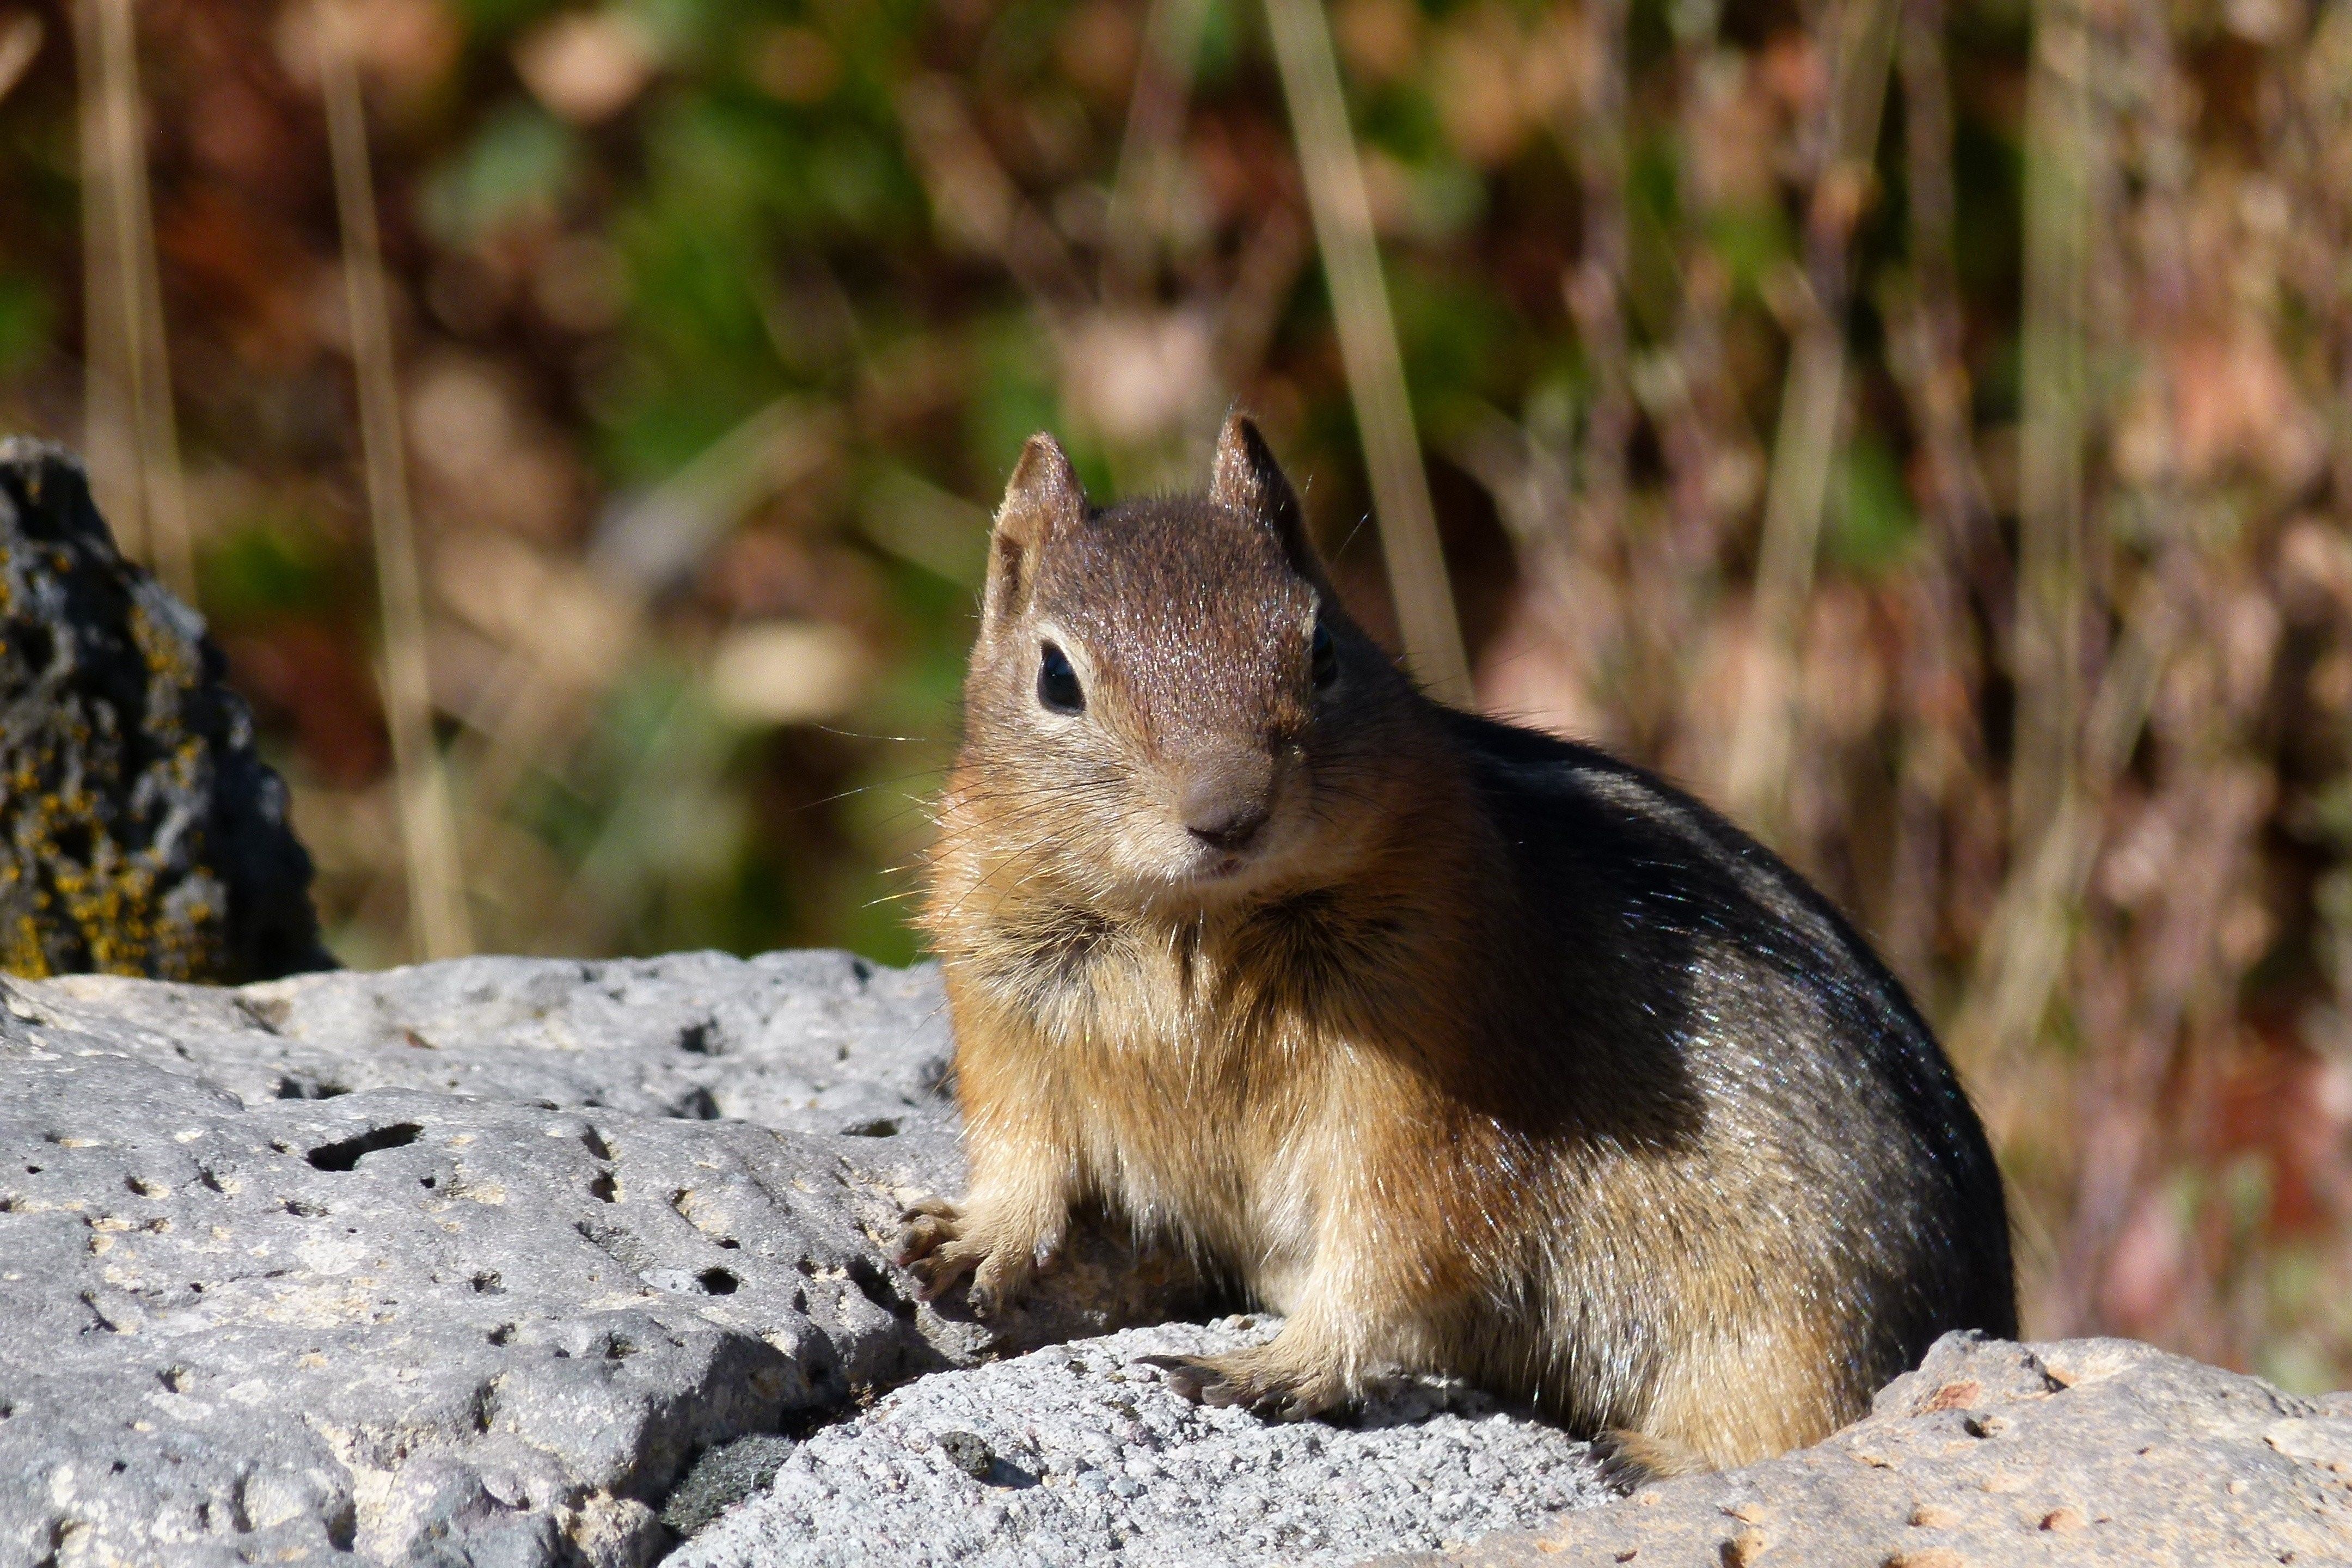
[
  {"x1": 985, "y1": 433, "x2": 1086, "y2": 625},
  {"x1": 1210, "y1": 413, "x2": 1327, "y2": 589}
]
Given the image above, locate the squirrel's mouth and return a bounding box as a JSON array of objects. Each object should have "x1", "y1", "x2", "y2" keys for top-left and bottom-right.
[
  {"x1": 1168, "y1": 828, "x2": 1296, "y2": 898},
  {"x1": 1110, "y1": 812, "x2": 1309, "y2": 913}
]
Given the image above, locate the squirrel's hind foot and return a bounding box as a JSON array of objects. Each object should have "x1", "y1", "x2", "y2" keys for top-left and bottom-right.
[
  {"x1": 1590, "y1": 1427, "x2": 1713, "y2": 1491},
  {"x1": 1136, "y1": 1349, "x2": 1347, "y2": 1423}
]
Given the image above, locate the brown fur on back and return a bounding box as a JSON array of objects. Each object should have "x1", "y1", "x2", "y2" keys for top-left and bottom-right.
[{"x1": 906, "y1": 418, "x2": 2015, "y2": 1469}]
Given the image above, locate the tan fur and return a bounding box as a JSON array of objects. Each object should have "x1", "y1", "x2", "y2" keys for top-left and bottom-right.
[{"x1": 900, "y1": 417, "x2": 2012, "y2": 1471}]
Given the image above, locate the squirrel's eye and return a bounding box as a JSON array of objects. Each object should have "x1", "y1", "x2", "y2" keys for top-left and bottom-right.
[
  {"x1": 1037, "y1": 641, "x2": 1085, "y2": 715},
  {"x1": 1310, "y1": 623, "x2": 1339, "y2": 691}
]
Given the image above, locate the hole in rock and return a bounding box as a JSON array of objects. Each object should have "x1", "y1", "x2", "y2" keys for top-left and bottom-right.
[
  {"x1": 845, "y1": 1257, "x2": 914, "y2": 1319},
  {"x1": 677, "y1": 1022, "x2": 720, "y2": 1056},
  {"x1": 840, "y1": 1118, "x2": 898, "y2": 1138},
  {"x1": 52, "y1": 823, "x2": 93, "y2": 866},
  {"x1": 307, "y1": 1124, "x2": 424, "y2": 1172},
  {"x1": 125, "y1": 1177, "x2": 165, "y2": 1198},
  {"x1": 471, "y1": 1271, "x2": 505, "y2": 1295},
  {"x1": 11, "y1": 622, "x2": 54, "y2": 671},
  {"x1": 697, "y1": 1267, "x2": 739, "y2": 1296},
  {"x1": 671, "y1": 1088, "x2": 722, "y2": 1121},
  {"x1": 589, "y1": 1173, "x2": 620, "y2": 1203}
]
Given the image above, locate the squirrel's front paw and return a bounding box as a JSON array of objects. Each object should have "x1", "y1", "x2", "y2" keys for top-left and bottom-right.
[
  {"x1": 893, "y1": 1196, "x2": 1059, "y2": 1315},
  {"x1": 1136, "y1": 1347, "x2": 1345, "y2": 1422}
]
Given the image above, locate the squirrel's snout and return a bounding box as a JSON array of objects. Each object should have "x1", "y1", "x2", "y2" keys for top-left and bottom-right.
[{"x1": 1177, "y1": 752, "x2": 1276, "y2": 854}]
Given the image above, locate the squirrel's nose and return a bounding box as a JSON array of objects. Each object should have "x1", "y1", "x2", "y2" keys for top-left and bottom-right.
[
  {"x1": 1179, "y1": 754, "x2": 1274, "y2": 852},
  {"x1": 1188, "y1": 802, "x2": 1270, "y2": 853}
]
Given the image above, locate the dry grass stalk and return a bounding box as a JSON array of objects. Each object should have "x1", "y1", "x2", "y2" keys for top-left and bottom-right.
[
  {"x1": 71, "y1": 0, "x2": 139, "y2": 564},
  {"x1": 91, "y1": 0, "x2": 197, "y2": 603},
  {"x1": 1261, "y1": 0, "x2": 1470, "y2": 706},
  {"x1": 0, "y1": 10, "x2": 41, "y2": 106},
  {"x1": 1721, "y1": 0, "x2": 1901, "y2": 835},
  {"x1": 317, "y1": 0, "x2": 471, "y2": 961},
  {"x1": 1104, "y1": 0, "x2": 1212, "y2": 299},
  {"x1": 2035, "y1": 0, "x2": 2213, "y2": 1339},
  {"x1": 2010, "y1": 0, "x2": 2096, "y2": 847},
  {"x1": 1560, "y1": 0, "x2": 1633, "y2": 561},
  {"x1": 1893, "y1": 0, "x2": 2002, "y2": 611},
  {"x1": 1878, "y1": 0, "x2": 2001, "y2": 987},
  {"x1": 84, "y1": 0, "x2": 193, "y2": 599},
  {"x1": 72, "y1": 0, "x2": 197, "y2": 595},
  {"x1": 1953, "y1": 563, "x2": 2173, "y2": 1131}
]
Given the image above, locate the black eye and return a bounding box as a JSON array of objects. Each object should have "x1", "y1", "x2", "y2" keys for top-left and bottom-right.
[
  {"x1": 1310, "y1": 623, "x2": 1338, "y2": 691},
  {"x1": 1037, "y1": 641, "x2": 1085, "y2": 714}
]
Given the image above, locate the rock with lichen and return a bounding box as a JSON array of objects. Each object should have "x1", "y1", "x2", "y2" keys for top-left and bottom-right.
[{"x1": 0, "y1": 438, "x2": 330, "y2": 982}]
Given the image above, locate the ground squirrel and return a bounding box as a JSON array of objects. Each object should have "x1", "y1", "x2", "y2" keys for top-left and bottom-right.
[{"x1": 901, "y1": 414, "x2": 2015, "y2": 1473}]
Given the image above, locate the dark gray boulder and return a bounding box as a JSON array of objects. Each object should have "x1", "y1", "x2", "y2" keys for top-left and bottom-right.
[{"x1": 0, "y1": 438, "x2": 328, "y2": 983}]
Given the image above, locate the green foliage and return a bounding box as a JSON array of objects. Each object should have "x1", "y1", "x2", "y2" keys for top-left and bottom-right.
[
  {"x1": 0, "y1": 275, "x2": 50, "y2": 375},
  {"x1": 1829, "y1": 437, "x2": 1918, "y2": 573}
]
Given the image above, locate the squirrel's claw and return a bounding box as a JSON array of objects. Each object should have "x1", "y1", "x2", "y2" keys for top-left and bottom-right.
[{"x1": 904, "y1": 1237, "x2": 985, "y2": 1300}]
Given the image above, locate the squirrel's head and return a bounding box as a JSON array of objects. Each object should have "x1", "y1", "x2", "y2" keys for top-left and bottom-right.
[{"x1": 951, "y1": 414, "x2": 1424, "y2": 918}]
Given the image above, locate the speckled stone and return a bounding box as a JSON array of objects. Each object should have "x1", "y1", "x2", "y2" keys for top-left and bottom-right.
[
  {"x1": 0, "y1": 952, "x2": 1196, "y2": 1566},
  {"x1": 1399, "y1": 1332, "x2": 2352, "y2": 1568},
  {"x1": 673, "y1": 1319, "x2": 1616, "y2": 1568}
]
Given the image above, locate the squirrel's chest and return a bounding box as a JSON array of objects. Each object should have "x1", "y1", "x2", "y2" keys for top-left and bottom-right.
[{"x1": 974, "y1": 933, "x2": 1336, "y2": 1255}]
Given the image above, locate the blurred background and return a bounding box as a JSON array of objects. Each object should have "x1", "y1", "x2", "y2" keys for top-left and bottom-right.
[{"x1": 2, "y1": 0, "x2": 2350, "y2": 1389}]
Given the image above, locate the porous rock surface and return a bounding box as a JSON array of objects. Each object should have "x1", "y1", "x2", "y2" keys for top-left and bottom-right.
[
  {"x1": 0, "y1": 951, "x2": 1197, "y2": 1567},
  {"x1": 1399, "y1": 1331, "x2": 2352, "y2": 1568},
  {"x1": 0, "y1": 439, "x2": 327, "y2": 983},
  {"x1": 672, "y1": 1319, "x2": 1613, "y2": 1568},
  {"x1": 8, "y1": 948, "x2": 2345, "y2": 1568}
]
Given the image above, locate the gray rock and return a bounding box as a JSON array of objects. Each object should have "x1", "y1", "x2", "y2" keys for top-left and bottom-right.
[
  {"x1": 1404, "y1": 1331, "x2": 2352, "y2": 1567},
  {"x1": 0, "y1": 439, "x2": 329, "y2": 983},
  {"x1": 0, "y1": 952, "x2": 1198, "y2": 1567},
  {"x1": 672, "y1": 1319, "x2": 1616, "y2": 1568},
  {"x1": 21, "y1": 948, "x2": 957, "y2": 1138},
  {"x1": 21, "y1": 950, "x2": 2337, "y2": 1568}
]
